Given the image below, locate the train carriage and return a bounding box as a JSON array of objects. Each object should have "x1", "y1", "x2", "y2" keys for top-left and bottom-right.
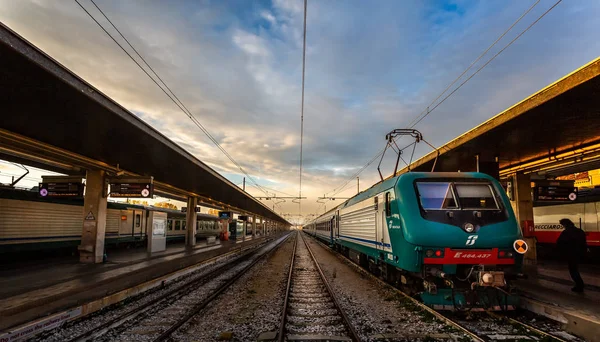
[
  {"x1": 533, "y1": 188, "x2": 600, "y2": 257},
  {"x1": 0, "y1": 187, "x2": 221, "y2": 253}
]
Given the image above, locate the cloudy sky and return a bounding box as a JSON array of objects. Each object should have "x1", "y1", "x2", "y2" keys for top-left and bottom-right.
[{"x1": 1, "y1": 0, "x2": 599, "y2": 221}]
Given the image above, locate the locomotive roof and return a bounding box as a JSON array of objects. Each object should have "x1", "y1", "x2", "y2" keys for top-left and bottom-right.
[{"x1": 306, "y1": 172, "x2": 497, "y2": 225}]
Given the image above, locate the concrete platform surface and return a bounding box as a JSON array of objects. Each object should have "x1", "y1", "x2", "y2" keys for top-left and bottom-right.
[
  {"x1": 535, "y1": 260, "x2": 600, "y2": 290},
  {"x1": 516, "y1": 261, "x2": 600, "y2": 342},
  {"x1": 0, "y1": 235, "x2": 271, "y2": 331},
  {"x1": 0, "y1": 239, "x2": 217, "y2": 299}
]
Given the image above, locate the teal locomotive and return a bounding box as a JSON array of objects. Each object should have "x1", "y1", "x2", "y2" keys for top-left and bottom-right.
[{"x1": 304, "y1": 172, "x2": 527, "y2": 310}]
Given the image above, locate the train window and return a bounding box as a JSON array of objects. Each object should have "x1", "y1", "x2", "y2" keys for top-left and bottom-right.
[
  {"x1": 416, "y1": 182, "x2": 458, "y2": 210},
  {"x1": 168, "y1": 220, "x2": 173, "y2": 231},
  {"x1": 182, "y1": 221, "x2": 187, "y2": 230},
  {"x1": 455, "y1": 184, "x2": 499, "y2": 210},
  {"x1": 175, "y1": 221, "x2": 181, "y2": 230},
  {"x1": 135, "y1": 214, "x2": 141, "y2": 227},
  {"x1": 385, "y1": 192, "x2": 392, "y2": 217}
]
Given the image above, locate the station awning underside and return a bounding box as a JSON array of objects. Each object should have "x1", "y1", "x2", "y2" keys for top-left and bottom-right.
[
  {"x1": 399, "y1": 57, "x2": 600, "y2": 179},
  {"x1": 0, "y1": 23, "x2": 287, "y2": 224}
]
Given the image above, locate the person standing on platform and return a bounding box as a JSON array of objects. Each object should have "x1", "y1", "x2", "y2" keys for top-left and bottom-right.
[{"x1": 557, "y1": 218, "x2": 587, "y2": 293}]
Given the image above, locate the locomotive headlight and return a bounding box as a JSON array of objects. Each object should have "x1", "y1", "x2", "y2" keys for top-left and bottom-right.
[{"x1": 464, "y1": 222, "x2": 475, "y2": 233}]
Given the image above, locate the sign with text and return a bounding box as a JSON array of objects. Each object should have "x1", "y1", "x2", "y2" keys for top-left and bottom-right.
[
  {"x1": 182, "y1": 207, "x2": 201, "y2": 213},
  {"x1": 218, "y1": 211, "x2": 232, "y2": 219},
  {"x1": 108, "y1": 176, "x2": 154, "y2": 198},
  {"x1": 534, "y1": 185, "x2": 577, "y2": 201},
  {"x1": 39, "y1": 176, "x2": 84, "y2": 198}
]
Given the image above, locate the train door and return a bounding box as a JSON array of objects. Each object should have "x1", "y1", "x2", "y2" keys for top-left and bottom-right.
[
  {"x1": 335, "y1": 211, "x2": 340, "y2": 240},
  {"x1": 132, "y1": 209, "x2": 144, "y2": 238},
  {"x1": 375, "y1": 194, "x2": 383, "y2": 251},
  {"x1": 381, "y1": 192, "x2": 392, "y2": 252},
  {"x1": 329, "y1": 217, "x2": 334, "y2": 243},
  {"x1": 119, "y1": 210, "x2": 133, "y2": 237}
]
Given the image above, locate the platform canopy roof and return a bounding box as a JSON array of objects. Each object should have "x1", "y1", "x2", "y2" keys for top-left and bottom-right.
[
  {"x1": 397, "y1": 57, "x2": 600, "y2": 179},
  {"x1": 0, "y1": 23, "x2": 288, "y2": 224}
]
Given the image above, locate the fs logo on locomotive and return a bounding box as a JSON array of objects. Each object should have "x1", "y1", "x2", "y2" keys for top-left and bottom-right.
[{"x1": 465, "y1": 235, "x2": 478, "y2": 246}]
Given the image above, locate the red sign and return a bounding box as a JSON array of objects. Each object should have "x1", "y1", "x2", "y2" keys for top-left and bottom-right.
[{"x1": 424, "y1": 248, "x2": 514, "y2": 265}]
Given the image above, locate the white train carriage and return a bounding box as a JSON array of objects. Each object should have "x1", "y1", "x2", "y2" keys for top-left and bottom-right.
[
  {"x1": 0, "y1": 188, "x2": 222, "y2": 253},
  {"x1": 0, "y1": 188, "x2": 147, "y2": 252},
  {"x1": 164, "y1": 209, "x2": 221, "y2": 241},
  {"x1": 313, "y1": 214, "x2": 333, "y2": 243},
  {"x1": 533, "y1": 190, "x2": 600, "y2": 248}
]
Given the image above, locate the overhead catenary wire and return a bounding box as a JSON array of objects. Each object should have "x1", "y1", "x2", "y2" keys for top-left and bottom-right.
[
  {"x1": 74, "y1": 0, "x2": 270, "y2": 196},
  {"x1": 408, "y1": 0, "x2": 562, "y2": 128},
  {"x1": 405, "y1": 0, "x2": 542, "y2": 129},
  {"x1": 323, "y1": 0, "x2": 560, "y2": 196},
  {"x1": 298, "y1": 0, "x2": 307, "y2": 216}
]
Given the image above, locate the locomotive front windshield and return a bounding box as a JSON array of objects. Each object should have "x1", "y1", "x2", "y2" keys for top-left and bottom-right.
[{"x1": 417, "y1": 181, "x2": 499, "y2": 210}]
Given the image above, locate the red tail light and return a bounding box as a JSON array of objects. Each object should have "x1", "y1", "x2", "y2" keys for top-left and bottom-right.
[
  {"x1": 425, "y1": 249, "x2": 444, "y2": 258},
  {"x1": 498, "y1": 250, "x2": 514, "y2": 258}
]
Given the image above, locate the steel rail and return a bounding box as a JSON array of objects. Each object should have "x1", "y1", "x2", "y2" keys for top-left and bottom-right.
[
  {"x1": 306, "y1": 232, "x2": 574, "y2": 342},
  {"x1": 277, "y1": 232, "x2": 298, "y2": 342},
  {"x1": 67, "y1": 239, "x2": 274, "y2": 342},
  {"x1": 300, "y1": 233, "x2": 361, "y2": 342},
  {"x1": 486, "y1": 311, "x2": 568, "y2": 342},
  {"x1": 305, "y1": 232, "x2": 483, "y2": 342},
  {"x1": 152, "y1": 233, "x2": 292, "y2": 342}
]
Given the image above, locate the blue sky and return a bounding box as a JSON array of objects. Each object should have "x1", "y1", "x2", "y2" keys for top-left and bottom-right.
[{"x1": 0, "y1": 0, "x2": 599, "y2": 218}]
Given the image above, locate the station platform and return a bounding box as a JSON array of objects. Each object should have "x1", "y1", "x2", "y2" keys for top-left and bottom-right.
[
  {"x1": 0, "y1": 234, "x2": 270, "y2": 332},
  {"x1": 516, "y1": 260, "x2": 600, "y2": 341}
]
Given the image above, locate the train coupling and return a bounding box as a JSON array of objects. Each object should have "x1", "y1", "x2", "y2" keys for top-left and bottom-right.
[{"x1": 429, "y1": 267, "x2": 447, "y2": 279}]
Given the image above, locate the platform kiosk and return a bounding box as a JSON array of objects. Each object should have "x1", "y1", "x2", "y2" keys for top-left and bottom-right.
[{"x1": 147, "y1": 211, "x2": 167, "y2": 253}]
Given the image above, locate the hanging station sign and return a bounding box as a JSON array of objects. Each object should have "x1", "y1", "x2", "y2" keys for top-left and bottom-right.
[
  {"x1": 39, "y1": 176, "x2": 84, "y2": 198},
  {"x1": 182, "y1": 207, "x2": 201, "y2": 213},
  {"x1": 218, "y1": 211, "x2": 232, "y2": 219},
  {"x1": 533, "y1": 180, "x2": 577, "y2": 202},
  {"x1": 108, "y1": 176, "x2": 154, "y2": 198}
]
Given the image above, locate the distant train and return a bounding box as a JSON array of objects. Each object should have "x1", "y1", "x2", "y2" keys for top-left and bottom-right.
[
  {"x1": 534, "y1": 188, "x2": 600, "y2": 250},
  {"x1": 304, "y1": 172, "x2": 526, "y2": 311},
  {"x1": 0, "y1": 187, "x2": 221, "y2": 253}
]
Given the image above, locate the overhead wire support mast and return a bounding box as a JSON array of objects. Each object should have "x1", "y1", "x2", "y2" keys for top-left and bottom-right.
[{"x1": 74, "y1": 0, "x2": 270, "y2": 197}]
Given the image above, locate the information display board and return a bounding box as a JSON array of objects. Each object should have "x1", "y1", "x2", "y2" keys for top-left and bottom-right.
[
  {"x1": 182, "y1": 207, "x2": 201, "y2": 213},
  {"x1": 533, "y1": 180, "x2": 577, "y2": 202},
  {"x1": 38, "y1": 176, "x2": 84, "y2": 198},
  {"x1": 39, "y1": 182, "x2": 83, "y2": 198},
  {"x1": 147, "y1": 211, "x2": 167, "y2": 253},
  {"x1": 108, "y1": 177, "x2": 153, "y2": 198}
]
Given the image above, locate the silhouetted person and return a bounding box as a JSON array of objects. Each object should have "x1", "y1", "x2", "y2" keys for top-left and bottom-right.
[{"x1": 557, "y1": 218, "x2": 587, "y2": 292}]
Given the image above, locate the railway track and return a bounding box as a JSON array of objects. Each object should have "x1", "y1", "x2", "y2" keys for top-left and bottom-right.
[
  {"x1": 305, "y1": 233, "x2": 582, "y2": 342},
  {"x1": 278, "y1": 233, "x2": 359, "y2": 342},
  {"x1": 57, "y1": 234, "x2": 291, "y2": 342}
]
